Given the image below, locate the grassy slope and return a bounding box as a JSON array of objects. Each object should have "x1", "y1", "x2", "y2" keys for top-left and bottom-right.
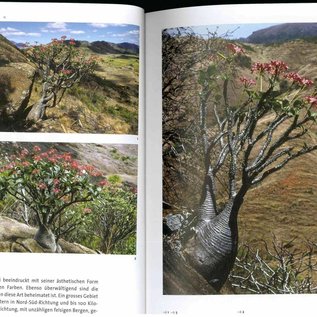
[{"x1": 17, "y1": 45, "x2": 139, "y2": 134}]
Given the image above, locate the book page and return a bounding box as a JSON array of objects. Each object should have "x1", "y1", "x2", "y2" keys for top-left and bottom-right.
[
  {"x1": 0, "y1": 2, "x2": 145, "y2": 315},
  {"x1": 146, "y1": 3, "x2": 317, "y2": 315}
]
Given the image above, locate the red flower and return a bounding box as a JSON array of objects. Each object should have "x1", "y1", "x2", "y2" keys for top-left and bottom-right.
[
  {"x1": 227, "y1": 43, "x2": 244, "y2": 54},
  {"x1": 239, "y1": 76, "x2": 256, "y2": 87},
  {"x1": 53, "y1": 187, "x2": 60, "y2": 194},
  {"x1": 98, "y1": 179, "x2": 108, "y2": 187},
  {"x1": 305, "y1": 96, "x2": 317, "y2": 107},
  {"x1": 38, "y1": 183, "x2": 47, "y2": 190},
  {"x1": 251, "y1": 60, "x2": 288, "y2": 75},
  {"x1": 20, "y1": 148, "x2": 29, "y2": 158},
  {"x1": 33, "y1": 145, "x2": 41, "y2": 152},
  {"x1": 284, "y1": 72, "x2": 313, "y2": 87}
]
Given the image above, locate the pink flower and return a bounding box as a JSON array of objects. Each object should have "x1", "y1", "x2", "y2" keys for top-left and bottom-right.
[
  {"x1": 53, "y1": 179, "x2": 60, "y2": 185},
  {"x1": 239, "y1": 76, "x2": 256, "y2": 87},
  {"x1": 60, "y1": 69, "x2": 73, "y2": 75},
  {"x1": 305, "y1": 96, "x2": 317, "y2": 107},
  {"x1": 21, "y1": 161, "x2": 30, "y2": 167},
  {"x1": 63, "y1": 153, "x2": 72, "y2": 162},
  {"x1": 83, "y1": 208, "x2": 92, "y2": 214},
  {"x1": 53, "y1": 187, "x2": 60, "y2": 194},
  {"x1": 33, "y1": 145, "x2": 41, "y2": 153},
  {"x1": 251, "y1": 60, "x2": 288, "y2": 75},
  {"x1": 38, "y1": 183, "x2": 47, "y2": 190},
  {"x1": 20, "y1": 148, "x2": 29, "y2": 158},
  {"x1": 227, "y1": 43, "x2": 244, "y2": 54},
  {"x1": 284, "y1": 72, "x2": 313, "y2": 87},
  {"x1": 98, "y1": 179, "x2": 108, "y2": 187}
]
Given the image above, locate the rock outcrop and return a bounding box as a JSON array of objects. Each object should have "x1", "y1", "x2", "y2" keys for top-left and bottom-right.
[
  {"x1": 0, "y1": 216, "x2": 96, "y2": 254},
  {"x1": 0, "y1": 35, "x2": 35, "y2": 123}
]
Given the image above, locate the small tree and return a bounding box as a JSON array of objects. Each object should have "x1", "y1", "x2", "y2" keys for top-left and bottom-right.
[
  {"x1": 91, "y1": 185, "x2": 137, "y2": 254},
  {"x1": 26, "y1": 36, "x2": 98, "y2": 123},
  {"x1": 0, "y1": 145, "x2": 106, "y2": 252}
]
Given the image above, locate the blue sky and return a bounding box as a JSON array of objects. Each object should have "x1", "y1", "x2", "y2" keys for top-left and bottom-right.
[
  {"x1": 170, "y1": 23, "x2": 280, "y2": 39},
  {"x1": 0, "y1": 22, "x2": 139, "y2": 45}
]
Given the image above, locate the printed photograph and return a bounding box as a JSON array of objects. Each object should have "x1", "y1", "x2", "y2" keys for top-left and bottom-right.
[
  {"x1": 0, "y1": 142, "x2": 137, "y2": 254},
  {"x1": 0, "y1": 22, "x2": 139, "y2": 134},
  {"x1": 162, "y1": 23, "x2": 317, "y2": 294}
]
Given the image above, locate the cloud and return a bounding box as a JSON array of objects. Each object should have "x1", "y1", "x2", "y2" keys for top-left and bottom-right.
[
  {"x1": 41, "y1": 22, "x2": 69, "y2": 33},
  {"x1": 0, "y1": 27, "x2": 41, "y2": 37},
  {"x1": 46, "y1": 22, "x2": 68, "y2": 31},
  {"x1": 70, "y1": 30, "x2": 85, "y2": 34},
  {"x1": 128, "y1": 30, "x2": 139, "y2": 35},
  {"x1": 89, "y1": 23, "x2": 129, "y2": 29},
  {"x1": 90, "y1": 23, "x2": 108, "y2": 28},
  {"x1": 111, "y1": 30, "x2": 139, "y2": 38}
]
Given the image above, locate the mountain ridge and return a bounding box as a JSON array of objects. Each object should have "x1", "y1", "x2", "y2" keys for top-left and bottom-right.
[
  {"x1": 9, "y1": 37, "x2": 139, "y2": 55},
  {"x1": 245, "y1": 23, "x2": 317, "y2": 44}
]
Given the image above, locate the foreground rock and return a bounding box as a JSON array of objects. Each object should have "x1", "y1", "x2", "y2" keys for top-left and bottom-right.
[{"x1": 0, "y1": 216, "x2": 96, "y2": 254}]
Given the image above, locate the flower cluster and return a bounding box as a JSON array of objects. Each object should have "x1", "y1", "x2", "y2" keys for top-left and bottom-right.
[
  {"x1": 227, "y1": 43, "x2": 244, "y2": 55},
  {"x1": 251, "y1": 60, "x2": 289, "y2": 76},
  {"x1": 284, "y1": 72, "x2": 314, "y2": 87},
  {"x1": 0, "y1": 145, "x2": 107, "y2": 198},
  {"x1": 304, "y1": 96, "x2": 317, "y2": 107},
  {"x1": 239, "y1": 76, "x2": 256, "y2": 87}
]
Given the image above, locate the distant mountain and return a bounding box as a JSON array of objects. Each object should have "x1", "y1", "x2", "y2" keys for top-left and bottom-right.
[
  {"x1": 88, "y1": 41, "x2": 139, "y2": 55},
  {"x1": 117, "y1": 42, "x2": 139, "y2": 54},
  {"x1": 246, "y1": 23, "x2": 317, "y2": 44},
  {"x1": 10, "y1": 40, "x2": 28, "y2": 49},
  {"x1": 8, "y1": 38, "x2": 139, "y2": 55}
]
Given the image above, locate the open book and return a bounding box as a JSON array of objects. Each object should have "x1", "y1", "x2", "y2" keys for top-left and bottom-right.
[{"x1": 0, "y1": 2, "x2": 317, "y2": 316}]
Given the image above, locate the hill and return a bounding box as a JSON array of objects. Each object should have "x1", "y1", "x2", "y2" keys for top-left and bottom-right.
[
  {"x1": 246, "y1": 23, "x2": 317, "y2": 44},
  {"x1": 89, "y1": 41, "x2": 139, "y2": 55}
]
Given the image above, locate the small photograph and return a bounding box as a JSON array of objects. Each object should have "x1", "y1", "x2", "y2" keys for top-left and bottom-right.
[
  {"x1": 163, "y1": 23, "x2": 317, "y2": 294},
  {"x1": 0, "y1": 142, "x2": 137, "y2": 254},
  {"x1": 0, "y1": 22, "x2": 139, "y2": 134}
]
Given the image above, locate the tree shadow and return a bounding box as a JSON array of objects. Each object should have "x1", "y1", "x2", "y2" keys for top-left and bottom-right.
[{"x1": 0, "y1": 73, "x2": 15, "y2": 113}]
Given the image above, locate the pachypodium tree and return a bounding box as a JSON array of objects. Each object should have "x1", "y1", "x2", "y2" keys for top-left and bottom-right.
[
  {"x1": 26, "y1": 36, "x2": 98, "y2": 123},
  {"x1": 165, "y1": 40, "x2": 317, "y2": 292},
  {"x1": 0, "y1": 145, "x2": 106, "y2": 252}
]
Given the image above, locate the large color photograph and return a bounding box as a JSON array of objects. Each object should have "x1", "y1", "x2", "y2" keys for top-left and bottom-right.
[
  {"x1": 163, "y1": 23, "x2": 317, "y2": 294},
  {"x1": 0, "y1": 22, "x2": 139, "y2": 133},
  {"x1": 0, "y1": 142, "x2": 137, "y2": 254}
]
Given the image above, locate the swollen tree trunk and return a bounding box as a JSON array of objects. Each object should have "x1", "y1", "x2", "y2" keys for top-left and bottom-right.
[
  {"x1": 26, "y1": 82, "x2": 53, "y2": 123},
  {"x1": 34, "y1": 224, "x2": 61, "y2": 253},
  {"x1": 183, "y1": 199, "x2": 239, "y2": 291},
  {"x1": 26, "y1": 99, "x2": 48, "y2": 123},
  {"x1": 181, "y1": 172, "x2": 247, "y2": 292}
]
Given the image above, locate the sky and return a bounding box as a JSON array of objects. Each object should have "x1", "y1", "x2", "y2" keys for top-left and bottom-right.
[
  {"x1": 170, "y1": 23, "x2": 280, "y2": 39},
  {"x1": 0, "y1": 22, "x2": 139, "y2": 45}
]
